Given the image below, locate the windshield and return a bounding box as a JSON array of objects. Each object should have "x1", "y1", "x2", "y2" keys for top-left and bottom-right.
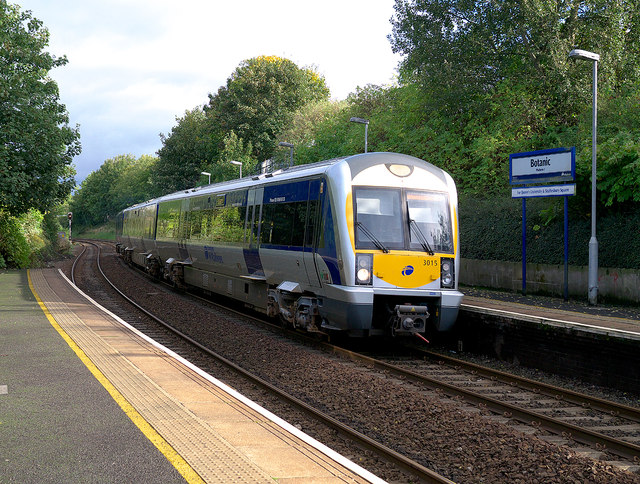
[
  {"x1": 354, "y1": 187, "x2": 453, "y2": 253},
  {"x1": 406, "y1": 190, "x2": 453, "y2": 253},
  {"x1": 354, "y1": 188, "x2": 404, "y2": 250}
]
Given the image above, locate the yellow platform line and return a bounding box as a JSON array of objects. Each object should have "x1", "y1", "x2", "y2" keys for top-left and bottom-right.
[{"x1": 28, "y1": 270, "x2": 204, "y2": 484}]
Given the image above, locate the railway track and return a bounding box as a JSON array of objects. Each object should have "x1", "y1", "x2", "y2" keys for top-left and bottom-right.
[
  {"x1": 72, "y1": 240, "x2": 640, "y2": 481},
  {"x1": 72, "y1": 240, "x2": 454, "y2": 484}
]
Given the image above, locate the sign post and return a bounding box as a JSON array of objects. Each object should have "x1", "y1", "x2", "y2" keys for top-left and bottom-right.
[
  {"x1": 67, "y1": 212, "x2": 73, "y2": 243},
  {"x1": 510, "y1": 148, "x2": 575, "y2": 299}
]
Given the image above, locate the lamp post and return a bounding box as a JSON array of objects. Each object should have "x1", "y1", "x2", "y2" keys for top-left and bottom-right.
[
  {"x1": 201, "y1": 171, "x2": 211, "y2": 184},
  {"x1": 229, "y1": 160, "x2": 242, "y2": 178},
  {"x1": 350, "y1": 117, "x2": 369, "y2": 153},
  {"x1": 278, "y1": 141, "x2": 294, "y2": 167},
  {"x1": 569, "y1": 48, "x2": 600, "y2": 305}
]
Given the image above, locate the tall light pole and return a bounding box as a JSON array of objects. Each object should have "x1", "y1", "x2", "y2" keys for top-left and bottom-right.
[
  {"x1": 350, "y1": 117, "x2": 369, "y2": 153},
  {"x1": 569, "y1": 48, "x2": 600, "y2": 305},
  {"x1": 278, "y1": 141, "x2": 294, "y2": 167},
  {"x1": 201, "y1": 171, "x2": 211, "y2": 184},
  {"x1": 229, "y1": 160, "x2": 242, "y2": 178}
]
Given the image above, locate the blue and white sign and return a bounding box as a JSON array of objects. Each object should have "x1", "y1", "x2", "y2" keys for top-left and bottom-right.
[
  {"x1": 510, "y1": 147, "x2": 575, "y2": 184},
  {"x1": 512, "y1": 184, "x2": 576, "y2": 199}
]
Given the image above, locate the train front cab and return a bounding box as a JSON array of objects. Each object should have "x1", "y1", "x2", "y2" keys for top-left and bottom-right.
[{"x1": 319, "y1": 153, "x2": 463, "y2": 337}]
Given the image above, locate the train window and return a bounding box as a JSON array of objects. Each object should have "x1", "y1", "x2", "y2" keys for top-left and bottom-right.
[
  {"x1": 203, "y1": 206, "x2": 245, "y2": 243},
  {"x1": 407, "y1": 190, "x2": 453, "y2": 253},
  {"x1": 260, "y1": 200, "x2": 308, "y2": 247},
  {"x1": 354, "y1": 188, "x2": 404, "y2": 250},
  {"x1": 157, "y1": 201, "x2": 181, "y2": 240}
]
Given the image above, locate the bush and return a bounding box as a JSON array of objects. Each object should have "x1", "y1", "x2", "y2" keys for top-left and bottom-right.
[
  {"x1": 459, "y1": 196, "x2": 640, "y2": 269},
  {"x1": 0, "y1": 211, "x2": 31, "y2": 268}
]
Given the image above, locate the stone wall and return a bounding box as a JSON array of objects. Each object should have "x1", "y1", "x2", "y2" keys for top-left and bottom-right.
[{"x1": 460, "y1": 259, "x2": 640, "y2": 304}]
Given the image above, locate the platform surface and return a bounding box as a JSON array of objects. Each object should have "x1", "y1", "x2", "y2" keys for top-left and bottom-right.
[
  {"x1": 462, "y1": 286, "x2": 640, "y2": 339},
  {"x1": 1, "y1": 269, "x2": 377, "y2": 484}
]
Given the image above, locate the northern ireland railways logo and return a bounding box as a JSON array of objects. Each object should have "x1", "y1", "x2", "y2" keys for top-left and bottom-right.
[{"x1": 401, "y1": 265, "x2": 414, "y2": 276}]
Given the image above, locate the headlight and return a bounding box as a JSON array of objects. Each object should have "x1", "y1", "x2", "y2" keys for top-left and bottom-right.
[
  {"x1": 440, "y1": 257, "x2": 455, "y2": 288},
  {"x1": 355, "y1": 253, "x2": 373, "y2": 285},
  {"x1": 357, "y1": 268, "x2": 371, "y2": 282}
]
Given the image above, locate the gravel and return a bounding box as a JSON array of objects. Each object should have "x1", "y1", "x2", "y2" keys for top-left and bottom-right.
[{"x1": 59, "y1": 244, "x2": 640, "y2": 483}]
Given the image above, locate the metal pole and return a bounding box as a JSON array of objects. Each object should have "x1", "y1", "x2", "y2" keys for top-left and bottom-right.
[
  {"x1": 588, "y1": 60, "x2": 599, "y2": 305},
  {"x1": 564, "y1": 196, "x2": 569, "y2": 301},
  {"x1": 349, "y1": 117, "x2": 369, "y2": 153},
  {"x1": 364, "y1": 123, "x2": 368, "y2": 153},
  {"x1": 522, "y1": 198, "x2": 526, "y2": 295}
]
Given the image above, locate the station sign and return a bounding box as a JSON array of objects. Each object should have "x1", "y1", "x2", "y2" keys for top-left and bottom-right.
[
  {"x1": 512, "y1": 184, "x2": 576, "y2": 199},
  {"x1": 509, "y1": 147, "x2": 575, "y2": 184}
]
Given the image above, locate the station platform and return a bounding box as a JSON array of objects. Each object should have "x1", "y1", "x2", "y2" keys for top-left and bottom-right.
[
  {"x1": 457, "y1": 286, "x2": 640, "y2": 395},
  {"x1": 0, "y1": 268, "x2": 380, "y2": 484},
  {"x1": 461, "y1": 286, "x2": 640, "y2": 340}
]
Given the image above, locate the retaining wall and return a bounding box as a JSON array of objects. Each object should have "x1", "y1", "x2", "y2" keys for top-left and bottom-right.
[{"x1": 460, "y1": 258, "x2": 640, "y2": 304}]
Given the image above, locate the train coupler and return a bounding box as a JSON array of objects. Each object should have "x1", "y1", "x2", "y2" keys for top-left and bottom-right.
[{"x1": 392, "y1": 304, "x2": 429, "y2": 336}]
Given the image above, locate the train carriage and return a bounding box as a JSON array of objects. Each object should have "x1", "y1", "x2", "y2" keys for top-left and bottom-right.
[{"x1": 116, "y1": 152, "x2": 463, "y2": 337}]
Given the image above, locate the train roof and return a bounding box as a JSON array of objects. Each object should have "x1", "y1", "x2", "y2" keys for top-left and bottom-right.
[{"x1": 121, "y1": 152, "x2": 449, "y2": 212}]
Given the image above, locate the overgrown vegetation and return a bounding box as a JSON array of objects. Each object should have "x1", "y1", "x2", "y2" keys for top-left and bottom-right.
[
  {"x1": 459, "y1": 196, "x2": 640, "y2": 269},
  {"x1": 0, "y1": 209, "x2": 67, "y2": 269},
  {"x1": 5, "y1": 1, "x2": 640, "y2": 270}
]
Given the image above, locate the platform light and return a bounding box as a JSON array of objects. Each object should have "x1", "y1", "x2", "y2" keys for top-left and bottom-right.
[
  {"x1": 229, "y1": 160, "x2": 242, "y2": 178},
  {"x1": 350, "y1": 117, "x2": 369, "y2": 153},
  {"x1": 278, "y1": 142, "x2": 294, "y2": 167},
  {"x1": 201, "y1": 171, "x2": 211, "y2": 184},
  {"x1": 569, "y1": 48, "x2": 600, "y2": 305}
]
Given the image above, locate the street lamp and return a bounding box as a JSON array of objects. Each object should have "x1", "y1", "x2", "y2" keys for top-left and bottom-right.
[
  {"x1": 569, "y1": 48, "x2": 600, "y2": 305},
  {"x1": 278, "y1": 141, "x2": 294, "y2": 167},
  {"x1": 201, "y1": 171, "x2": 211, "y2": 184},
  {"x1": 350, "y1": 117, "x2": 369, "y2": 153},
  {"x1": 229, "y1": 160, "x2": 242, "y2": 178}
]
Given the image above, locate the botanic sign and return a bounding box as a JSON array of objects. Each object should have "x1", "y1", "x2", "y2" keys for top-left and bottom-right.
[{"x1": 509, "y1": 147, "x2": 575, "y2": 184}]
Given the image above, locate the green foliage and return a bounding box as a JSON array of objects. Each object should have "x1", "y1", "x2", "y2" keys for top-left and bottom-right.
[
  {"x1": 205, "y1": 56, "x2": 330, "y2": 161},
  {"x1": 597, "y1": 132, "x2": 640, "y2": 205},
  {"x1": 0, "y1": 1, "x2": 80, "y2": 216},
  {"x1": 73, "y1": 221, "x2": 115, "y2": 241},
  {"x1": 70, "y1": 154, "x2": 157, "y2": 227},
  {"x1": 389, "y1": 0, "x2": 640, "y2": 115},
  {"x1": 155, "y1": 108, "x2": 216, "y2": 193},
  {"x1": 40, "y1": 211, "x2": 62, "y2": 257},
  {"x1": 0, "y1": 210, "x2": 32, "y2": 268},
  {"x1": 209, "y1": 130, "x2": 257, "y2": 182},
  {"x1": 460, "y1": 196, "x2": 640, "y2": 269}
]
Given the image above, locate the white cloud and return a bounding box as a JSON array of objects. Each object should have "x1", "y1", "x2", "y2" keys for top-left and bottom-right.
[{"x1": 18, "y1": 0, "x2": 402, "y2": 181}]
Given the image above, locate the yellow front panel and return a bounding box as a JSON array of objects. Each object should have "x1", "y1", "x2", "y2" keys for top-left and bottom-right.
[{"x1": 372, "y1": 252, "x2": 440, "y2": 288}]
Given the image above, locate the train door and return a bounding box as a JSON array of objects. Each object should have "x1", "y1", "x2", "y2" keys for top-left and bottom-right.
[
  {"x1": 178, "y1": 198, "x2": 189, "y2": 260},
  {"x1": 244, "y1": 187, "x2": 264, "y2": 276},
  {"x1": 303, "y1": 179, "x2": 322, "y2": 288}
]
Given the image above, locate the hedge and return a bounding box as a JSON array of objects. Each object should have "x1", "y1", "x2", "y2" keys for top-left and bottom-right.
[{"x1": 459, "y1": 196, "x2": 640, "y2": 269}]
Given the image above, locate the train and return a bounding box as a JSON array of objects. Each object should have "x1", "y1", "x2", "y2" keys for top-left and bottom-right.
[{"x1": 115, "y1": 152, "x2": 463, "y2": 337}]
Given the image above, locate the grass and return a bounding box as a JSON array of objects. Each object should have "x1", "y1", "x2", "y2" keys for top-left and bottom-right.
[{"x1": 73, "y1": 221, "x2": 116, "y2": 241}]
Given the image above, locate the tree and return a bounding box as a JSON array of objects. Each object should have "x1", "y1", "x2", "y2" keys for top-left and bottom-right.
[
  {"x1": 154, "y1": 107, "x2": 216, "y2": 194},
  {"x1": 70, "y1": 154, "x2": 157, "y2": 226},
  {"x1": 0, "y1": 1, "x2": 80, "y2": 215},
  {"x1": 205, "y1": 56, "x2": 330, "y2": 161},
  {"x1": 203, "y1": 130, "x2": 257, "y2": 183},
  {"x1": 389, "y1": 0, "x2": 640, "y2": 114}
]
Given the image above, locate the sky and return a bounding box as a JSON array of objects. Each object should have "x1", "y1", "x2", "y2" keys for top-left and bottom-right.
[{"x1": 17, "y1": 0, "x2": 403, "y2": 183}]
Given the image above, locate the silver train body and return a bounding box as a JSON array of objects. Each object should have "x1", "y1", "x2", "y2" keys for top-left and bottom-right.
[{"x1": 115, "y1": 152, "x2": 463, "y2": 337}]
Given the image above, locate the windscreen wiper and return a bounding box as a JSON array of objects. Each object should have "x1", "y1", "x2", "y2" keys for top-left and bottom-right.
[
  {"x1": 407, "y1": 202, "x2": 435, "y2": 256},
  {"x1": 356, "y1": 221, "x2": 389, "y2": 253}
]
